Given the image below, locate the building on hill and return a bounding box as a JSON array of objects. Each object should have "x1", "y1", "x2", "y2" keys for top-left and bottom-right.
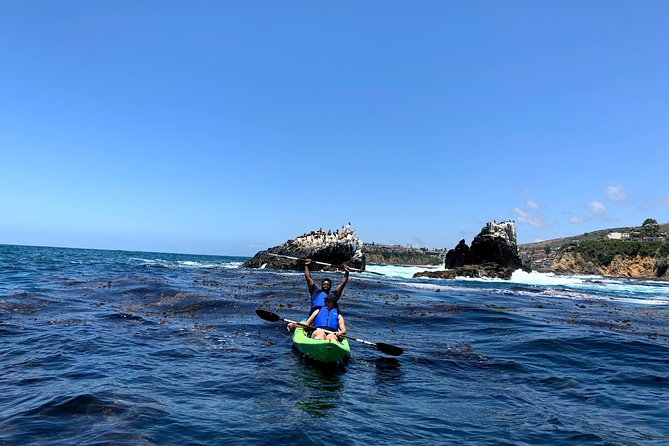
[{"x1": 607, "y1": 230, "x2": 667, "y2": 242}]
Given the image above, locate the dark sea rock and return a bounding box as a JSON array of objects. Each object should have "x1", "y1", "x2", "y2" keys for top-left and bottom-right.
[
  {"x1": 413, "y1": 269, "x2": 457, "y2": 279},
  {"x1": 467, "y1": 222, "x2": 523, "y2": 271},
  {"x1": 444, "y1": 239, "x2": 469, "y2": 268},
  {"x1": 242, "y1": 225, "x2": 365, "y2": 272},
  {"x1": 414, "y1": 220, "x2": 526, "y2": 280}
]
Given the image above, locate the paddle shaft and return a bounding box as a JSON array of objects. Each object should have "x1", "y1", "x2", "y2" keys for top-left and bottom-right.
[
  {"x1": 266, "y1": 253, "x2": 385, "y2": 276},
  {"x1": 283, "y1": 317, "x2": 339, "y2": 335},
  {"x1": 276, "y1": 314, "x2": 402, "y2": 355},
  {"x1": 266, "y1": 253, "x2": 363, "y2": 271}
]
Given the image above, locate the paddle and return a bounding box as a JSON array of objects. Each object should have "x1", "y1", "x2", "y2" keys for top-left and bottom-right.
[
  {"x1": 266, "y1": 253, "x2": 384, "y2": 275},
  {"x1": 256, "y1": 309, "x2": 404, "y2": 356}
]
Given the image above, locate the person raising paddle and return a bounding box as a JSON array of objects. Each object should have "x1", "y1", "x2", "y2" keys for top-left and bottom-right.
[{"x1": 304, "y1": 258, "x2": 349, "y2": 314}]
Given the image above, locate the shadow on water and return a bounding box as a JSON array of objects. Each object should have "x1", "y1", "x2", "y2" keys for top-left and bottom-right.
[
  {"x1": 372, "y1": 357, "x2": 403, "y2": 387},
  {"x1": 290, "y1": 350, "x2": 345, "y2": 418}
]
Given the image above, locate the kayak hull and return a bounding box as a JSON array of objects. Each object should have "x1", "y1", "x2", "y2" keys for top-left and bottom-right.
[{"x1": 292, "y1": 326, "x2": 351, "y2": 364}]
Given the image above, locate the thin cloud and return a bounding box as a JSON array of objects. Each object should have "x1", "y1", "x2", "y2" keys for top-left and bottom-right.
[
  {"x1": 570, "y1": 216, "x2": 584, "y2": 224},
  {"x1": 588, "y1": 201, "x2": 607, "y2": 214},
  {"x1": 526, "y1": 199, "x2": 539, "y2": 209},
  {"x1": 513, "y1": 207, "x2": 546, "y2": 228},
  {"x1": 605, "y1": 185, "x2": 628, "y2": 202}
]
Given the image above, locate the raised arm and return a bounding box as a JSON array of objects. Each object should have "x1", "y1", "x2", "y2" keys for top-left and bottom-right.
[
  {"x1": 334, "y1": 265, "x2": 350, "y2": 297},
  {"x1": 304, "y1": 259, "x2": 315, "y2": 293}
]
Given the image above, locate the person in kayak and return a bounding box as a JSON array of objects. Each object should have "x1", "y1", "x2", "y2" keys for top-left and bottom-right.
[
  {"x1": 304, "y1": 258, "x2": 350, "y2": 313},
  {"x1": 288, "y1": 294, "x2": 347, "y2": 342}
]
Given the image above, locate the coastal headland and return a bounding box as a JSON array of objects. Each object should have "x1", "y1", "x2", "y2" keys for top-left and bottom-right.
[
  {"x1": 243, "y1": 220, "x2": 669, "y2": 281},
  {"x1": 519, "y1": 221, "x2": 669, "y2": 280}
]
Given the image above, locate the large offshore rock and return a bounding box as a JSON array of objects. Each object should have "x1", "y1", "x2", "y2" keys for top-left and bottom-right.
[
  {"x1": 242, "y1": 225, "x2": 365, "y2": 272},
  {"x1": 414, "y1": 220, "x2": 525, "y2": 280},
  {"x1": 466, "y1": 220, "x2": 523, "y2": 271}
]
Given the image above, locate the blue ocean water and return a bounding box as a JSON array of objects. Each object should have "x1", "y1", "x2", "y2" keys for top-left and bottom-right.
[{"x1": 1, "y1": 244, "x2": 668, "y2": 445}]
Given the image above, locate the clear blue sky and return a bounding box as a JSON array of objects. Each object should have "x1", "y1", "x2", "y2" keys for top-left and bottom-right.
[{"x1": 1, "y1": 1, "x2": 668, "y2": 256}]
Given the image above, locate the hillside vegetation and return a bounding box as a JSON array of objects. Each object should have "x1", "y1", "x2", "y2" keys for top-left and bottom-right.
[
  {"x1": 560, "y1": 239, "x2": 669, "y2": 266},
  {"x1": 362, "y1": 243, "x2": 445, "y2": 265},
  {"x1": 519, "y1": 221, "x2": 669, "y2": 276}
]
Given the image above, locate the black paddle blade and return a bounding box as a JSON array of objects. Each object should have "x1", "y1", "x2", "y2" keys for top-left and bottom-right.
[
  {"x1": 377, "y1": 342, "x2": 404, "y2": 356},
  {"x1": 255, "y1": 309, "x2": 280, "y2": 322}
]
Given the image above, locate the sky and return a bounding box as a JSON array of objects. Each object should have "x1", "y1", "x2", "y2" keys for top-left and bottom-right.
[{"x1": 1, "y1": 1, "x2": 668, "y2": 256}]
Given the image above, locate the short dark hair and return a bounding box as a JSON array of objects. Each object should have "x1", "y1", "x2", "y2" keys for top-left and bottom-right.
[{"x1": 322, "y1": 278, "x2": 332, "y2": 285}]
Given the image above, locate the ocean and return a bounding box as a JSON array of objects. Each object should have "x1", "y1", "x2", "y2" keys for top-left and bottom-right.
[{"x1": 1, "y1": 244, "x2": 667, "y2": 445}]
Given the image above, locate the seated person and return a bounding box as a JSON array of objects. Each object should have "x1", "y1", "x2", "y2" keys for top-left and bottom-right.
[{"x1": 288, "y1": 293, "x2": 346, "y2": 342}]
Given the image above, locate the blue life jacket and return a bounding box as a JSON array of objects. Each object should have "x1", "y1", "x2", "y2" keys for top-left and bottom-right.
[
  {"x1": 310, "y1": 286, "x2": 327, "y2": 309},
  {"x1": 313, "y1": 307, "x2": 339, "y2": 330}
]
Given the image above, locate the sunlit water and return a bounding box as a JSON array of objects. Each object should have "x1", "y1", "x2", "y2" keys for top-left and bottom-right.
[{"x1": 1, "y1": 245, "x2": 668, "y2": 445}]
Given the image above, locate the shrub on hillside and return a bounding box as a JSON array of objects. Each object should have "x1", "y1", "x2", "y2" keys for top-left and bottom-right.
[{"x1": 561, "y1": 240, "x2": 668, "y2": 266}]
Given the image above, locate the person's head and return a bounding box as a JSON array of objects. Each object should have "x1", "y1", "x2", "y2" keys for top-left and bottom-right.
[
  {"x1": 324, "y1": 293, "x2": 338, "y2": 309},
  {"x1": 321, "y1": 278, "x2": 332, "y2": 293}
]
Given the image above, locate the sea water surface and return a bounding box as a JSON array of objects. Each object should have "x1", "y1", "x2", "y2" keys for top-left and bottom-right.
[{"x1": 1, "y1": 244, "x2": 668, "y2": 445}]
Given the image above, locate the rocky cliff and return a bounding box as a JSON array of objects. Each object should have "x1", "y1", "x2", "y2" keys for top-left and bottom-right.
[
  {"x1": 552, "y1": 252, "x2": 666, "y2": 279},
  {"x1": 414, "y1": 220, "x2": 525, "y2": 280},
  {"x1": 242, "y1": 225, "x2": 365, "y2": 271},
  {"x1": 519, "y1": 222, "x2": 669, "y2": 277}
]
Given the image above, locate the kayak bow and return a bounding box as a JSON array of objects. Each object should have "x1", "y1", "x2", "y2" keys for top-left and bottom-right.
[{"x1": 292, "y1": 325, "x2": 351, "y2": 364}]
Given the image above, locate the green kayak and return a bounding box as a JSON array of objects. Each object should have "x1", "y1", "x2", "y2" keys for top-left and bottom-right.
[{"x1": 292, "y1": 326, "x2": 351, "y2": 364}]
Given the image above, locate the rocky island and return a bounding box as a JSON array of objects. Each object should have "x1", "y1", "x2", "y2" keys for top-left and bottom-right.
[
  {"x1": 414, "y1": 220, "x2": 526, "y2": 280},
  {"x1": 242, "y1": 224, "x2": 365, "y2": 271}
]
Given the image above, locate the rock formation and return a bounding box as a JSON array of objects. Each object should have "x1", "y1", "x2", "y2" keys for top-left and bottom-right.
[
  {"x1": 444, "y1": 240, "x2": 469, "y2": 268},
  {"x1": 552, "y1": 251, "x2": 668, "y2": 279},
  {"x1": 467, "y1": 220, "x2": 522, "y2": 269},
  {"x1": 242, "y1": 224, "x2": 365, "y2": 271},
  {"x1": 414, "y1": 220, "x2": 525, "y2": 280}
]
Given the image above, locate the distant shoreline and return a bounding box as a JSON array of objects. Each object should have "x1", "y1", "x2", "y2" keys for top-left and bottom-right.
[{"x1": 369, "y1": 263, "x2": 442, "y2": 268}]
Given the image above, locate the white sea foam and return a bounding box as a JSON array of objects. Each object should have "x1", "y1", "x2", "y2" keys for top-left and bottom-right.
[
  {"x1": 130, "y1": 257, "x2": 243, "y2": 269},
  {"x1": 509, "y1": 270, "x2": 595, "y2": 286},
  {"x1": 509, "y1": 270, "x2": 669, "y2": 297},
  {"x1": 365, "y1": 263, "x2": 444, "y2": 279},
  {"x1": 467, "y1": 269, "x2": 669, "y2": 305},
  {"x1": 371, "y1": 265, "x2": 669, "y2": 306}
]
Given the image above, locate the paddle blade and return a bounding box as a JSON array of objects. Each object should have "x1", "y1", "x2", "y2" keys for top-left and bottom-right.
[
  {"x1": 377, "y1": 342, "x2": 404, "y2": 356},
  {"x1": 255, "y1": 309, "x2": 281, "y2": 322}
]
